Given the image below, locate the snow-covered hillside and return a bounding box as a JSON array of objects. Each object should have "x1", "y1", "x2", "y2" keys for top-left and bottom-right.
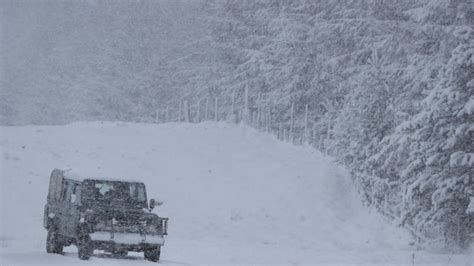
[{"x1": 0, "y1": 122, "x2": 471, "y2": 265}]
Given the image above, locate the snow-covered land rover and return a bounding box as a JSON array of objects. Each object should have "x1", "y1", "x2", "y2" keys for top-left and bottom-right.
[{"x1": 43, "y1": 169, "x2": 168, "y2": 262}]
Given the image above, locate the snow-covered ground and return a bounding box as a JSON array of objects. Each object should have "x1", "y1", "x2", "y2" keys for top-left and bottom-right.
[{"x1": 0, "y1": 122, "x2": 472, "y2": 265}]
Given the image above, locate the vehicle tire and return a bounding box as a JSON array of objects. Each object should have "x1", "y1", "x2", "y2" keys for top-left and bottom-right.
[
  {"x1": 77, "y1": 234, "x2": 92, "y2": 260},
  {"x1": 144, "y1": 247, "x2": 160, "y2": 262},
  {"x1": 46, "y1": 226, "x2": 63, "y2": 254}
]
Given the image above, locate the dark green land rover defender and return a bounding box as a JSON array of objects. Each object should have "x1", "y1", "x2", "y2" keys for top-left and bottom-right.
[{"x1": 43, "y1": 169, "x2": 168, "y2": 262}]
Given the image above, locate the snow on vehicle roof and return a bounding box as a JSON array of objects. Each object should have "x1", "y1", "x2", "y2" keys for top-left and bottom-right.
[
  {"x1": 82, "y1": 178, "x2": 145, "y2": 184},
  {"x1": 62, "y1": 170, "x2": 144, "y2": 183}
]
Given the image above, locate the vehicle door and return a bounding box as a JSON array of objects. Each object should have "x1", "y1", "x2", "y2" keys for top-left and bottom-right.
[
  {"x1": 58, "y1": 181, "x2": 80, "y2": 237},
  {"x1": 44, "y1": 170, "x2": 65, "y2": 230},
  {"x1": 53, "y1": 179, "x2": 71, "y2": 236},
  {"x1": 68, "y1": 183, "x2": 82, "y2": 238}
]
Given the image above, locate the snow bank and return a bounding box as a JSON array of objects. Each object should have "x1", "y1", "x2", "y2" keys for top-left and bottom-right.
[{"x1": 0, "y1": 122, "x2": 471, "y2": 265}]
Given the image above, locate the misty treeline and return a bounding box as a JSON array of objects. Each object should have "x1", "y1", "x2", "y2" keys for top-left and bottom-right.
[
  {"x1": 1, "y1": 0, "x2": 208, "y2": 124},
  {"x1": 1, "y1": 0, "x2": 473, "y2": 251}
]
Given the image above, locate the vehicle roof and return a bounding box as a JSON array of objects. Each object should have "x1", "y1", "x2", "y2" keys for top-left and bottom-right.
[
  {"x1": 62, "y1": 170, "x2": 144, "y2": 184},
  {"x1": 82, "y1": 178, "x2": 145, "y2": 184}
]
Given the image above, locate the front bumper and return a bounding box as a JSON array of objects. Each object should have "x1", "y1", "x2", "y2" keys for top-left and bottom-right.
[{"x1": 90, "y1": 231, "x2": 165, "y2": 246}]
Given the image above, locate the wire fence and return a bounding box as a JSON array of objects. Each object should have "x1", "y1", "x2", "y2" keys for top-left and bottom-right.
[{"x1": 155, "y1": 88, "x2": 334, "y2": 154}]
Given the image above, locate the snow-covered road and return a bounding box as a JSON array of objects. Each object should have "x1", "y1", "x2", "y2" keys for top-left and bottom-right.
[{"x1": 0, "y1": 122, "x2": 471, "y2": 265}]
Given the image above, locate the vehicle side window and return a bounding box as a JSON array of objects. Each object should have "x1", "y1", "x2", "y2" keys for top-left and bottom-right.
[
  {"x1": 62, "y1": 181, "x2": 69, "y2": 201},
  {"x1": 74, "y1": 185, "x2": 81, "y2": 205},
  {"x1": 137, "y1": 184, "x2": 146, "y2": 202},
  {"x1": 63, "y1": 182, "x2": 75, "y2": 204},
  {"x1": 70, "y1": 184, "x2": 77, "y2": 204},
  {"x1": 129, "y1": 183, "x2": 146, "y2": 202},
  {"x1": 70, "y1": 183, "x2": 82, "y2": 205}
]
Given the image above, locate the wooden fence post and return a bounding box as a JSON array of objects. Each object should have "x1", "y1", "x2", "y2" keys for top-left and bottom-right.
[
  {"x1": 290, "y1": 102, "x2": 294, "y2": 143},
  {"x1": 326, "y1": 115, "x2": 331, "y2": 153},
  {"x1": 243, "y1": 86, "x2": 249, "y2": 124},
  {"x1": 214, "y1": 97, "x2": 218, "y2": 122},
  {"x1": 304, "y1": 104, "x2": 308, "y2": 143},
  {"x1": 196, "y1": 100, "x2": 201, "y2": 123},
  {"x1": 183, "y1": 101, "x2": 189, "y2": 122},
  {"x1": 205, "y1": 98, "x2": 209, "y2": 121},
  {"x1": 231, "y1": 89, "x2": 235, "y2": 119},
  {"x1": 257, "y1": 93, "x2": 262, "y2": 130},
  {"x1": 279, "y1": 122, "x2": 283, "y2": 140},
  {"x1": 267, "y1": 108, "x2": 271, "y2": 132}
]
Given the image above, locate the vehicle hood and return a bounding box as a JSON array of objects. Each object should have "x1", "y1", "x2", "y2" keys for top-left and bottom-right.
[{"x1": 85, "y1": 206, "x2": 158, "y2": 225}]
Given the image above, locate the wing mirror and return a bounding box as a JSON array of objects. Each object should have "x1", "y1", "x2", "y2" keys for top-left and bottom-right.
[{"x1": 149, "y1": 198, "x2": 163, "y2": 212}]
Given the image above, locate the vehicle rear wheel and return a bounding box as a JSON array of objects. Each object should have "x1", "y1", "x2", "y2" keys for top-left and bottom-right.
[
  {"x1": 77, "y1": 234, "x2": 92, "y2": 260},
  {"x1": 144, "y1": 247, "x2": 160, "y2": 262},
  {"x1": 46, "y1": 227, "x2": 63, "y2": 254}
]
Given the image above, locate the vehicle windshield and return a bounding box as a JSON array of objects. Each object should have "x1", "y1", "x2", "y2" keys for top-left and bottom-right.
[{"x1": 82, "y1": 180, "x2": 147, "y2": 207}]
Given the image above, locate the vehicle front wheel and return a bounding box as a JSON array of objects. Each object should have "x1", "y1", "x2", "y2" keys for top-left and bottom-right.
[
  {"x1": 77, "y1": 234, "x2": 92, "y2": 260},
  {"x1": 46, "y1": 227, "x2": 63, "y2": 254},
  {"x1": 144, "y1": 247, "x2": 160, "y2": 262}
]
